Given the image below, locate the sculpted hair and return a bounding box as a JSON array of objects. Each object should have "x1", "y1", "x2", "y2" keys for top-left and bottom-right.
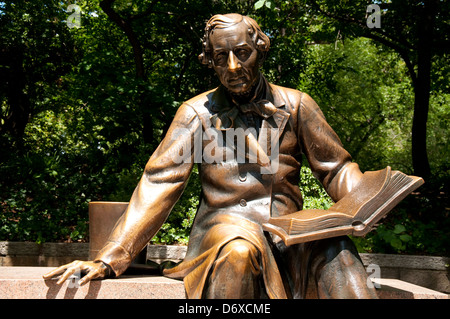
[{"x1": 199, "y1": 13, "x2": 270, "y2": 68}]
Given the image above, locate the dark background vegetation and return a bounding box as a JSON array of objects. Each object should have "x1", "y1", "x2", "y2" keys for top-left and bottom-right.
[{"x1": 1, "y1": 0, "x2": 448, "y2": 255}]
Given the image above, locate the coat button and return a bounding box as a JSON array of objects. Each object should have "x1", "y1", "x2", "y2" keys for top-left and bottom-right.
[
  {"x1": 240, "y1": 199, "x2": 247, "y2": 207},
  {"x1": 239, "y1": 173, "x2": 247, "y2": 182}
]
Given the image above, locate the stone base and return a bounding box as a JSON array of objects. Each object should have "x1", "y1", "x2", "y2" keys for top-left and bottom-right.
[
  {"x1": 0, "y1": 267, "x2": 447, "y2": 299},
  {"x1": 0, "y1": 267, "x2": 185, "y2": 299}
]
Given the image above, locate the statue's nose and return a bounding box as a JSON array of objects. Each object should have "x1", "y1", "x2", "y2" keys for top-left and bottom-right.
[{"x1": 227, "y1": 51, "x2": 241, "y2": 71}]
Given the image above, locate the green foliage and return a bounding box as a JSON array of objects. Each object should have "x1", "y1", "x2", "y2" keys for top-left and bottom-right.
[
  {"x1": 377, "y1": 224, "x2": 412, "y2": 251},
  {"x1": 299, "y1": 38, "x2": 416, "y2": 172},
  {"x1": 299, "y1": 164, "x2": 333, "y2": 210},
  {"x1": 254, "y1": 0, "x2": 275, "y2": 11},
  {"x1": 1, "y1": 107, "x2": 110, "y2": 243}
]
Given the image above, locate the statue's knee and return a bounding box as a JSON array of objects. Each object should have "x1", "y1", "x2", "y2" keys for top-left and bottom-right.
[
  {"x1": 220, "y1": 239, "x2": 259, "y2": 262},
  {"x1": 206, "y1": 239, "x2": 262, "y2": 298}
]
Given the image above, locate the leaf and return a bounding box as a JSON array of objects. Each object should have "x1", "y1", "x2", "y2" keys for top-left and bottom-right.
[
  {"x1": 390, "y1": 238, "x2": 404, "y2": 250},
  {"x1": 399, "y1": 234, "x2": 412, "y2": 242},
  {"x1": 255, "y1": 0, "x2": 266, "y2": 10},
  {"x1": 393, "y1": 224, "x2": 406, "y2": 234},
  {"x1": 265, "y1": 1, "x2": 274, "y2": 9}
]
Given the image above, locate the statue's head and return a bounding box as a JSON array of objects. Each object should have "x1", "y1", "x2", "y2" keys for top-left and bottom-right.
[{"x1": 199, "y1": 13, "x2": 270, "y2": 95}]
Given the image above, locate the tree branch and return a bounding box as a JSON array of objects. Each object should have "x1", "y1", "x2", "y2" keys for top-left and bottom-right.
[
  {"x1": 100, "y1": 0, "x2": 145, "y2": 79},
  {"x1": 309, "y1": 0, "x2": 418, "y2": 87}
]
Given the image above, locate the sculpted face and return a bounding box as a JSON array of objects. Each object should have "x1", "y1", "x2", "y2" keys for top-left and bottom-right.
[{"x1": 209, "y1": 22, "x2": 260, "y2": 95}]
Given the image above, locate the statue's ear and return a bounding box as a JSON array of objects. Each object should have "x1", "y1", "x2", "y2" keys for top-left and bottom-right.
[
  {"x1": 257, "y1": 38, "x2": 269, "y2": 51},
  {"x1": 198, "y1": 52, "x2": 213, "y2": 68},
  {"x1": 256, "y1": 38, "x2": 269, "y2": 66}
]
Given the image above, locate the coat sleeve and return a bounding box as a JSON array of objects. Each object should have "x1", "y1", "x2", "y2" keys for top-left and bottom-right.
[
  {"x1": 94, "y1": 103, "x2": 201, "y2": 276},
  {"x1": 297, "y1": 92, "x2": 363, "y2": 202}
]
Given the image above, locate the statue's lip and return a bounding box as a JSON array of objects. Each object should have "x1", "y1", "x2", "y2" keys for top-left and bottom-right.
[{"x1": 228, "y1": 76, "x2": 247, "y2": 84}]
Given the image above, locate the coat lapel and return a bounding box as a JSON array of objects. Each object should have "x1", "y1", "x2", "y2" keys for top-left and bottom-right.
[{"x1": 257, "y1": 82, "x2": 290, "y2": 157}]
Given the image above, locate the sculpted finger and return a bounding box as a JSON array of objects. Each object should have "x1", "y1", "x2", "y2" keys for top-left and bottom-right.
[
  {"x1": 56, "y1": 264, "x2": 81, "y2": 285},
  {"x1": 43, "y1": 262, "x2": 75, "y2": 280},
  {"x1": 78, "y1": 270, "x2": 100, "y2": 286},
  {"x1": 43, "y1": 267, "x2": 66, "y2": 280}
]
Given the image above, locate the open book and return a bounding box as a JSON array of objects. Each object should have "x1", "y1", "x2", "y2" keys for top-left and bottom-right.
[{"x1": 263, "y1": 167, "x2": 424, "y2": 246}]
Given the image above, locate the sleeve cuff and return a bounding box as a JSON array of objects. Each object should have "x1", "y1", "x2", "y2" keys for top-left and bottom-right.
[{"x1": 94, "y1": 241, "x2": 133, "y2": 277}]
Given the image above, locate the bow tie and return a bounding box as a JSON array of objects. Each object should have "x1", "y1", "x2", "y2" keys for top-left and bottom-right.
[
  {"x1": 240, "y1": 99, "x2": 278, "y2": 118},
  {"x1": 211, "y1": 99, "x2": 277, "y2": 130}
]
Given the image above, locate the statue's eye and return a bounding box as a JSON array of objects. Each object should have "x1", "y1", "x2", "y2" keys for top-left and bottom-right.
[
  {"x1": 235, "y1": 49, "x2": 250, "y2": 61},
  {"x1": 214, "y1": 52, "x2": 227, "y2": 65}
]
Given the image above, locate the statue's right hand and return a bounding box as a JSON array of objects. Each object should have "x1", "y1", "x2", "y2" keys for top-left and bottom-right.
[{"x1": 42, "y1": 260, "x2": 110, "y2": 286}]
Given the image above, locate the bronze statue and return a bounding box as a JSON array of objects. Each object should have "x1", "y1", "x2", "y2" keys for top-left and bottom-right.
[{"x1": 44, "y1": 13, "x2": 392, "y2": 299}]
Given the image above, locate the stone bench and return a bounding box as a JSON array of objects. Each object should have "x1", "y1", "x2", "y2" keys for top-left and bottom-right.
[{"x1": 0, "y1": 266, "x2": 447, "y2": 299}]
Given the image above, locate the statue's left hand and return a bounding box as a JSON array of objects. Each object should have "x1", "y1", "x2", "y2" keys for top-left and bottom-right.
[{"x1": 42, "y1": 260, "x2": 110, "y2": 286}]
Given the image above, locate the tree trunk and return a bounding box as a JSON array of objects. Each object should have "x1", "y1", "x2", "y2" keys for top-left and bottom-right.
[
  {"x1": 0, "y1": 47, "x2": 30, "y2": 150},
  {"x1": 411, "y1": 1, "x2": 435, "y2": 179}
]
